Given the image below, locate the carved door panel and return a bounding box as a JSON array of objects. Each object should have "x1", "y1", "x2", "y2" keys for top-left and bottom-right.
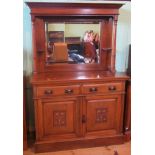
[
  {"x1": 35, "y1": 97, "x2": 80, "y2": 140},
  {"x1": 85, "y1": 95, "x2": 123, "y2": 135}
]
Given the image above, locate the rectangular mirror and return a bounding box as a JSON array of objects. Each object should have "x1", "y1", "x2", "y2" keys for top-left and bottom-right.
[{"x1": 45, "y1": 22, "x2": 101, "y2": 64}]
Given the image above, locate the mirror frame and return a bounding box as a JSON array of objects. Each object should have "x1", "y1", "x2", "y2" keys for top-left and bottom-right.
[
  {"x1": 41, "y1": 16, "x2": 112, "y2": 72},
  {"x1": 26, "y1": 2, "x2": 123, "y2": 73}
]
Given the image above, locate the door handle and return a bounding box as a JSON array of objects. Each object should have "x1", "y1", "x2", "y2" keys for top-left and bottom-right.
[{"x1": 82, "y1": 115, "x2": 87, "y2": 123}]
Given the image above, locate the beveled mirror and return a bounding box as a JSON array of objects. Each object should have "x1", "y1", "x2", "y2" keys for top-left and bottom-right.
[{"x1": 45, "y1": 22, "x2": 101, "y2": 64}]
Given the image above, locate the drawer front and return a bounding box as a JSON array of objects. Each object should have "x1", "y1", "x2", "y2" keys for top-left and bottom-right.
[
  {"x1": 82, "y1": 82, "x2": 124, "y2": 94},
  {"x1": 36, "y1": 85, "x2": 80, "y2": 97}
]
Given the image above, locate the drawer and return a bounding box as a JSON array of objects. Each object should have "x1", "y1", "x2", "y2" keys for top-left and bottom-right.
[
  {"x1": 82, "y1": 82, "x2": 124, "y2": 94},
  {"x1": 36, "y1": 85, "x2": 80, "y2": 97}
]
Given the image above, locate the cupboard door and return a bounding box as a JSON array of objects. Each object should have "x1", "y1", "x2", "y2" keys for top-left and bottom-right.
[
  {"x1": 35, "y1": 98, "x2": 80, "y2": 140},
  {"x1": 85, "y1": 95, "x2": 123, "y2": 135}
]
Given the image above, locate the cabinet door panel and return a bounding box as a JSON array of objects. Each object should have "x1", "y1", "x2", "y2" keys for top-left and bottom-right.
[
  {"x1": 85, "y1": 95, "x2": 123, "y2": 135},
  {"x1": 87, "y1": 99, "x2": 116, "y2": 132},
  {"x1": 36, "y1": 98, "x2": 79, "y2": 140},
  {"x1": 43, "y1": 101, "x2": 74, "y2": 135}
]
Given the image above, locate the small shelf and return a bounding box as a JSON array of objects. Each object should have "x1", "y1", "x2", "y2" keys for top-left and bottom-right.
[{"x1": 102, "y1": 48, "x2": 112, "y2": 51}]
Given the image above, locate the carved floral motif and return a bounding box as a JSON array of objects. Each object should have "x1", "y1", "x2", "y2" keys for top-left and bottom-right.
[
  {"x1": 96, "y1": 108, "x2": 108, "y2": 123},
  {"x1": 53, "y1": 111, "x2": 66, "y2": 127}
]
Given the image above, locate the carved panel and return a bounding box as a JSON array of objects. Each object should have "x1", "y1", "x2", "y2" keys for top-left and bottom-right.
[
  {"x1": 53, "y1": 111, "x2": 66, "y2": 127},
  {"x1": 96, "y1": 108, "x2": 108, "y2": 123}
]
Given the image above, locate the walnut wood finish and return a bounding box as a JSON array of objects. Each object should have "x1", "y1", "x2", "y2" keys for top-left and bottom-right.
[
  {"x1": 85, "y1": 95, "x2": 123, "y2": 133},
  {"x1": 26, "y1": 2, "x2": 129, "y2": 153},
  {"x1": 23, "y1": 77, "x2": 27, "y2": 150},
  {"x1": 35, "y1": 135, "x2": 124, "y2": 153},
  {"x1": 124, "y1": 80, "x2": 131, "y2": 141},
  {"x1": 26, "y1": 2, "x2": 123, "y2": 73},
  {"x1": 82, "y1": 82, "x2": 124, "y2": 94},
  {"x1": 36, "y1": 85, "x2": 80, "y2": 97},
  {"x1": 31, "y1": 72, "x2": 128, "y2": 152}
]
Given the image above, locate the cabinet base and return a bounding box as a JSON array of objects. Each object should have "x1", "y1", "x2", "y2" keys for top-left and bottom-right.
[
  {"x1": 35, "y1": 135, "x2": 125, "y2": 153},
  {"x1": 124, "y1": 131, "x2": 131, "y2": 142}
]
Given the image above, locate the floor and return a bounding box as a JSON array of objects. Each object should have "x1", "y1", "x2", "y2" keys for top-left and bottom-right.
[{"x1": 24, "y1": 142, "x2": 130, "y2": 155}]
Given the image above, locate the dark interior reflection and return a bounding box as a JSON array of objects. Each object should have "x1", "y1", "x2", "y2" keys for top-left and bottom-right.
[{"x1": 46, "y1": 22, "x2": 100, "y2": 64}]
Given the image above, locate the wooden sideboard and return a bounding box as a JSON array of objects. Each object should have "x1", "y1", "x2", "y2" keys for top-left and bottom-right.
[
  {"x1": 26, "y1": 2, "x2": 129, "y2": 153},
  {"x1": 31, "y1": 72, "x2": 128, "y2": 152}
]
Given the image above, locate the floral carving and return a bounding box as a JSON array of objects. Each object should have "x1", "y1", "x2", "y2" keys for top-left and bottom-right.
[
  {"x1": 53, "y1": 111, "x2": 66, "y2": 127},
  {"x1": 96, "y1": 108, "x2": 108, "y2": 123}
]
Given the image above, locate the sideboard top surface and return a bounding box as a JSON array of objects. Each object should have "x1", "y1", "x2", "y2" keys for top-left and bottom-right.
[{"x1": 31, "y1": 71, "x2": 129, "y2": 84}]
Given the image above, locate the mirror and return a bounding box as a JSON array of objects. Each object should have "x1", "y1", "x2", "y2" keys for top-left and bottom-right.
[{"x1": 45, "y1": 22, "x2": 101, "y2": 64}]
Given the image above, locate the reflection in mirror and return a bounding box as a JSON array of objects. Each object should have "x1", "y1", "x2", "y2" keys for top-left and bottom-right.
[{"x1": 45, "y1": 22, "x2": 100, "y2": 64}]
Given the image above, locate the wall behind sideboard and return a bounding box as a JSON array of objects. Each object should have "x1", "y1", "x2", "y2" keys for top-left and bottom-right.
[
  {"x1": 116, "y1": 2, "x2": 131, "y2": 72},
  {"x1": 23, "y1": 1, "x2": 131, "y2": 132}
]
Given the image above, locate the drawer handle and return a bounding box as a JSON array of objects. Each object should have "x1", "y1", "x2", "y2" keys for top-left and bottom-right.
[
  {"x1": 108, "y1": 86, "x2": 116, "y2": 91},
  {"x1": 65, "y1": 89, "x2": 73, "y2": 94},
  {"x1": 89, "y1": 87, "x2": 98, "y2": 92},
  {"x1": 44, "y1": 89, "x2": 53, "y2": 95}
]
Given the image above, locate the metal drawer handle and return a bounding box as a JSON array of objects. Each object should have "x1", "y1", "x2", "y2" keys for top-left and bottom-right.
[
  {"x1": 89, "y1": 87, "x2": 98, "y2": 92},
  {"x1": 108, "y1": 86, "x2": 116, "y2": 91},
  {"x1": 44, "y1": 89, "x2": 53, "y2": 95},
  {"x1": 65, "y1": 89, "x2": 73, "y2": 94}
]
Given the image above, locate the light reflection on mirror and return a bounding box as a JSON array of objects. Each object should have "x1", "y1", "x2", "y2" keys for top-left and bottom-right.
[{"x1": 45, "y1": 22, "x2": 100, "y2": 64}]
